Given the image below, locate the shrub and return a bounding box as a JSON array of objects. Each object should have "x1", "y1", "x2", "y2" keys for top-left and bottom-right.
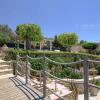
[
  {"x1": 91, "y1": 79, "x2": 100, "y2": 86},
  {"x1": 29, "y1": 59, "x2": 43, "y2": 70},
  {"x1": 51, "y1": 68, "x2": 82, "y2": 79},
  {"x1": 82, "y1": 42, "x2": 97, "y2": 50},
  {"x1": 5, "y1": 48, "x2": 100, "y2": 79},
  {"x1": 70, "y1": 72, "x2": 82, "y2": 79},
  {"x1": 96, "y1": 64, "x2": 100, "y2": 75},
  {"x1": 5, "y1": 48, "x2": 100, "y2": 61}
]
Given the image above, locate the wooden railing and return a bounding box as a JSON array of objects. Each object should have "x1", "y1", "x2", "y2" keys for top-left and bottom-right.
[{"x1": 15, "y1": 54, "x2": 100, "y2": 100}]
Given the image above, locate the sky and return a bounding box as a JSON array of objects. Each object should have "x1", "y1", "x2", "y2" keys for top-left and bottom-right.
[{"x1": 0, "y1": 0, "x2": 100, "y2": 42}]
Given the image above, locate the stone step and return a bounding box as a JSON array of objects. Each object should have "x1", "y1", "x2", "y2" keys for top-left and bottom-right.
[
  {"x1": 0, "y1": 65, "x2": 11, "y2": 69},
  {"x1": 0, "y1": 60, "x2": 6, "y2": 63},
  {"x1": 0, "y1": 74, "x2": 14, "y2": 79},
  {"x1": 0, "y1": 54, "x2": 2, "y2": 56},
  {"x1": 0, "y1": 69, "x2": 13, "y2": 76},
  {"x1": 0, "y1": 56, "x2": 3, "y2": 60},
  {"x1": 0, "y1": 60, "x2": 11, "y2": 65},
  {"x1": 0, "y1": 54, "x2": 4, "y2": 59}
]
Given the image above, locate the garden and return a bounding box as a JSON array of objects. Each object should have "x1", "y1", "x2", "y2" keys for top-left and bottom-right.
[
  {"x1": 4, "y1": 48, "x2": 100, "y2": 99},
  {"x1": 5, "y1": 48, "x2": 100, "y2": 80},
  {"x1": 1, "y1": 23, "x2": 100, "y2": 99}
]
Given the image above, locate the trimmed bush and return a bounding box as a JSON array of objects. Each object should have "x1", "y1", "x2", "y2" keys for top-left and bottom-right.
[
  {"x1": 5, "y1": 48, "x2": 100, "y2": 61},
  {"x1": 82, "y1": 42, "x2": 97, "y2": 50}
]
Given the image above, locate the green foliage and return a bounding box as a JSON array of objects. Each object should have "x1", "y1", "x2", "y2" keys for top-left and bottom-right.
[
  {"x1": 29, "y1": 58, "x2": 82, "y2": 79},
  {"x1": 50, "y1": 67, "x2": 82, "y2": 79},
  {"x1": 91, "y1": 79, "x2": 100, "y2": 86},
  {"x1": 96, "y1": 64, "x2": 100, "y2": 75},
  {"x1": 70, "y1": 72, "x2": 82, "y2": 79},
  {"x1": 53, "y1": 35, "x2": 66, "y2": 51},
  {"x1": 5, "y1": 49, "x2": 100, "y2": 79},
  {"x1": 0, "y1": 32, "x2": 10, "y2": 43},
  {"x1": 80, "y1": 40, "x2": 87, "y2": 45},
  {"x1": 16, "y1": 24, "x2": 43, "y2": 50},
  {"x1": 29, "y1": 59, "x2": 43, "y2": 70},
  {"x1": 70, "y1": 33, "x2": 78, "y2": 45},
  {"x1": 5, "y1": 48, "x2": 100, "y2": 61},
  {"x1": 50, "y1": 57, "x2": 74, "y2": 63},
  {"x1": 82, "y1": 42, "x2": 97, "y2": 50},
  {"x1": 0, "y1": 24, "x2": 15, "y2": 42},
  {"x1": 4, "y1": 49, "x2": 26, "y2": 60},
  {"x1": 16, "y1": 24, "x2": 43, "y2": 41},
  {"x1": 57, "y1": 32, "x2": 78, "y2": 48}
]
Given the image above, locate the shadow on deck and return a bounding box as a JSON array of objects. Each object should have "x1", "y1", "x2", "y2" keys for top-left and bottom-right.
[{"x1": 10, "y1": 77, "x2": 44, "y2": 100}]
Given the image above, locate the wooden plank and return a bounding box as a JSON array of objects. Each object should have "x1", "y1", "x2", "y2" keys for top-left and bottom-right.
[{"x1": 0, "y1": 77, "x2": 43, "y2": 100}]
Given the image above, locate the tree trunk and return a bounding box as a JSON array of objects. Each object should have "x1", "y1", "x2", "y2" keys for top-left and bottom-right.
[
  {"x1": 26, "y1": 39, "x2": 31, "y2": 50},
  {"x1": 24, "y1": 40, "x2": 26, "y2": 50}
]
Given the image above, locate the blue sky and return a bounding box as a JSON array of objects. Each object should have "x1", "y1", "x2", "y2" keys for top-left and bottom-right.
[{"x1": 0, "y1": 0, "x2": 100, "y2": 42}]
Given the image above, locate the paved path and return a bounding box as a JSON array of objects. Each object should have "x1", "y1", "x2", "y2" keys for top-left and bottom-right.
[
  {"x1": 0, "y1": 55, "x2": 43, "y2": 100},
  {"x1": 0, "y1": 77, "x2": 43, "y2": 100},
  {"x1": 78, "y1": 92, "x2": 100, "y2": 100}
]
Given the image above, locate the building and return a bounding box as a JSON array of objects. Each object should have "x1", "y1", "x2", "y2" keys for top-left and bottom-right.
[{"x1": 31, "y1": 37, "x2": 54, "y2": 51}]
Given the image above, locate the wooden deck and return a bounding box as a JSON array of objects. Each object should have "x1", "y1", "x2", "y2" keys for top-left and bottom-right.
[{"x1": 0, "y1": 77, "x2": 43, "y2": 100}]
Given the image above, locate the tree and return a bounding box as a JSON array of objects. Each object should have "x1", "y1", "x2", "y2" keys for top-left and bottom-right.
[
  {"x1": 16, "y1": 24, "x2": 43, "y2": 50},
  {"x1": 53, "y1": 35, "x2": 66, "y2": 51},
  {"x1": 70, "y1": 33, "x2": 78, "y2": 45},
  {"x1": 0, "y1": 24, "x2": 15, "y2": 42},
  {"x1": 53, "y1": 35, "x2": 60, "y2": 49},
  {"x1": 80, "y1": 40, "x2": 87, "y2": 45},
  {"x1": 57, "y1": 33, "x2": 78, "y2": 51},
  {"x1": 0, "y1": 32, "x2": 10, "y2": 44},
  {"x1": 82, "y1": 42, "x2": 97, "y2": 53}
]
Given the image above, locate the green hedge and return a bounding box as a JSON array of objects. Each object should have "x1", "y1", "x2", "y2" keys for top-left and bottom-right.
[
  {"x1": 5, "y1": 48, "x2": 100, "y2": 61},
  {"x1": 6, "y1": 48, "x2": 100, "y2": 79}
]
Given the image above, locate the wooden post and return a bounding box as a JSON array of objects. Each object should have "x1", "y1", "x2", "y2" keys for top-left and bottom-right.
[
  {"x1": 40, "y1": 72, "x2": 42, "y2": 87},
  {"x1": 83, "y1": 58, "x2": 89, "y2": 100},
  {"x1": 28, "y1": 62, "x2": 31, "y2": 81},
  {"x1": 25, "y1": 55, "x2": 28, "y2": 84},
  {"x1": 15, "y1": 54, "x2": 19, "y2": 77},
  {"x1": 43, "y1": 55, "x2": 46, "y2": 97},
  {"x1": 15, "y1": 40, "x2": 19, "y2": 77},
  {"x1": 55, "y1": 79, "x2": 57, "y2": 92}
]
